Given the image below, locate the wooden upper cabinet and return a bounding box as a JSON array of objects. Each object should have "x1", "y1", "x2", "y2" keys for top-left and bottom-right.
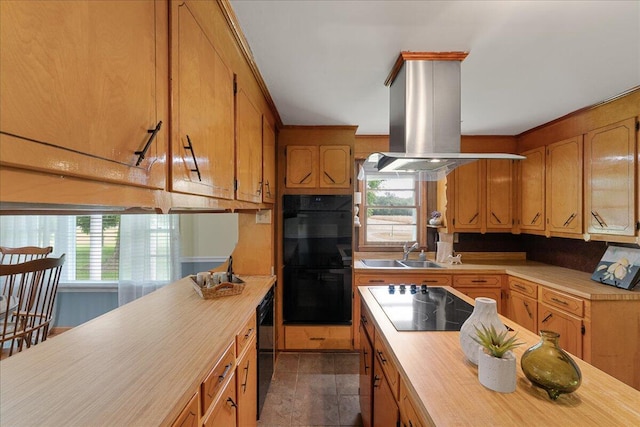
[
  {"x1": 546, "y1": 136, "x2": 583, "y2": 237},
  {"x1": 170, "y1": 2, "x2": 235, "y2": 199},
  {"x1": 451, "y1": 160, "x2": 483, "y2": 231},
  {"x1": 285, "y1": 146, "x2": 318, "y2": 188},
  {"x1": 519, "y1": 147, "x2": 546, "y2": 232},
  {"x1": 486, "y1": 159, "x2": 514, "y2": 231},
  {"x1": 262, "y1": 119, "x2": 276, "y2": 203},
  {"x1": 236, "y1": 87, "x2": 263, "y2": 203},
  {"x1": 448, "y1": 159, "x2": 513, "y2": 233},
  {"x1": 584, "y1": 118, "x2": 637, "y2": 240},
  {"x1": 0, "y1": 1, "x2": 167, "y2": 189},
  {"x1": 319, "y1": 145, "x2": 351, "y2": 188}
]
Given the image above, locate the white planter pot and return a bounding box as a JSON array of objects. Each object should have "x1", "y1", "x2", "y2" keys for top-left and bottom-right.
[
  {"x1": 477, "y1": 349, "x2": 517, "y2": 393},
  {"x1": 459, "y1": 297, "x2": 505, "y2": 365}
]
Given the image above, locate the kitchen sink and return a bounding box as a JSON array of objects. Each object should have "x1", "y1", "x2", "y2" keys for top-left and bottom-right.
[
  {"x1": 361, "y1": 259, "x2": 406, "y2": 268},
  {"x1": 360, "y1": 259, "x2": 443, "y2": 268},
  {"x1": 400, "y1": 260, "x2": 443, "y2": 268}
]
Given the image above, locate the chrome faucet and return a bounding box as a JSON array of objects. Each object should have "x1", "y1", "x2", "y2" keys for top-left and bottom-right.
[{"x1": 402, "y1": 242, "x2": 419, "y2": 261}]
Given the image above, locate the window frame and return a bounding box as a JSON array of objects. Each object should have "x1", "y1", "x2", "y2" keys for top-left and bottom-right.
[{"x1": 356, "y1": 167, "x2": 428, "y2": 251}]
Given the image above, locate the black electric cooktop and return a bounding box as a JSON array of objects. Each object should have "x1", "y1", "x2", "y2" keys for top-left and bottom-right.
[{"x1": 370, "y1": 285, "x2": 473, "y2": 331}]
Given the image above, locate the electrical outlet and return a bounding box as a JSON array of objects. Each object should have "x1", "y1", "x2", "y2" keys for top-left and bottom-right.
[{"x1": 256, "y1": 210, "x2": 272, "y2": 224}]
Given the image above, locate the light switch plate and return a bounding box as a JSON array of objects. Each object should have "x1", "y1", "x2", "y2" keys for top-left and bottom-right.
[{"x1": 256, "y1": 210, "x2": 272, "y2": 224}]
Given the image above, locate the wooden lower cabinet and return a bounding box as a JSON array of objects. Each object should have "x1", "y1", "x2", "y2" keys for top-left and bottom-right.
[
  {"x1": 507, "y1": 277, "x2": 538, "y2": 333},
  {"x1": 203, "y1": 372, "x2": 237, "y2": 427},
  {"x1": 284, "y1": 325, "x2": 351, "y2": 350},
  {"x1": 373, "y1": 356, "x2": 399, "y2": 427},
  {"x1": 538, "y1": 303, "x2": 583, "y2": 358},
  {"x1": 359, "y1": 322, "x2": 373, "y2": 427},
  {"x1": 399, "y1": 379, "x2": 426, "y2": 427},
  {"x1": 236, "y1": 335, "x2": 257, "y2": 427},
  {"x1": 172, "y1": 391, "x2": 199, "y2": 427},
  {"x1": 452, "y1": 274, "x2": 503, "y2": 313}
]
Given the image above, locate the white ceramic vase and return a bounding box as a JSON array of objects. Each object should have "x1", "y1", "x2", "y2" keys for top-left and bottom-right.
[
  {"x1": 477, "y1": 348, "x2": 517, "y2": 393},
  {"x1": 459, "y1": 297, "x2": 505, "y2": 365}
]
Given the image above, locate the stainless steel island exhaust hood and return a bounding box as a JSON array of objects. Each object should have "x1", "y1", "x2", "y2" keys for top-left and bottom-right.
[{"x1": 365, "y1": 52, "x2": 523, "y2": 180}]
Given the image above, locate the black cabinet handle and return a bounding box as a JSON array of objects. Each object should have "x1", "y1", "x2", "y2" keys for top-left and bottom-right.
[
  {"x1": 541, "y1": 313, "x2": 553, "y2": 323},
  {"x1": 184, "y1": 135, "x2": 202, "y2": 181},
  {"x1": 373, "y1": 375, "x2": 381, "y2": 388},
  {"x1": 491, "y1": 211, "x2": 502, "y2": 224},
  {"x1": 241, "y1": 361, "x2": 250, "y2": 393},
  {"x1": 530, "y1": 212, "x2": 541, "y2": 225},
  {"x1": 265, "y1": 180, "x2": 272, "y2": 198},
  {"x1": 324, "y1": 171, "x2": 336, "y2": 183},
  {"x1": 563, "y1": 213, "x2": 577, "y2": 227},
  {"x1": 135, "y1": 121, "x2": 162, "y2": 166},
  {"x1": 226, "y1": 397, "x2": 238, "y2": 408},
  {"x1": 591, "y1": 211, "x2": 607, "y2": 227},
  {"x1": 297, "y1": 172, "x2": 312, "y2": 184},
  {"x1": 523, "y1": 301, "x2": 532, "y2": 319},
  {"x1": 468, "y1": 212, "x2": 479, "y2": 223},
  {"x1": 377, "y1": 350, "x2": 387, "y2": 363}
]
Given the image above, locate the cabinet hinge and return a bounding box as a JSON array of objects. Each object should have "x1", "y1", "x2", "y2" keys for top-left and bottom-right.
[
  {"x1": 636, "y1": 121, "x2": 639, "y2": 131},
  {"x1": 452, "y1": 218, "x2": 455, "y2": 226},
  {"x1": 233, "y1": 76, "x2": 238, "y2": 95},
  {"x1": 234, "y1": 179, "x2": 238, "y2": 192},
  {"x1": 581, "y1": 325, "x2": 586, "y2": 335},
  {"x1": 637, "y1": 221, "x2": 640, "y2": 231}
]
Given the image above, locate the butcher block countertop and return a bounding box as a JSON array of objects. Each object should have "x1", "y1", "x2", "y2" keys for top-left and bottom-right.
[
  {"x1": 354, "y1": 252, "x2": 640, "y2": 300},
  {"x1": 360, "y1": 286, "x2": 640, "y2": 426},
  {"x1": 0, "y1": 275, "x2": 276, "y2": 426}
]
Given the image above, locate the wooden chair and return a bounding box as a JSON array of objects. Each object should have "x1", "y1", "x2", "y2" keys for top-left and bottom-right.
[
  {"x1": 0, "y1": 246, "x2": 53, "y2": 264},
  {"x1": 0, "y1": 255, "x2": 66, "y2": 358}
]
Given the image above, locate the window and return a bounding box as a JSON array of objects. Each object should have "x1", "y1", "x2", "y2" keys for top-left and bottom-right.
[
  {"x1": 0, "y1": 214, "x2": 180, "y2": 291},
  {"x1": 359, "y1": 171, "x2": 425, "y2": 248}
]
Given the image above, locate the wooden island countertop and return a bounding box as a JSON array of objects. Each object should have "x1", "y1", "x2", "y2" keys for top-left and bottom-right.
[
  {"x1": 360, "y1": 286, "x2": 640, "y2": 426},
  {"x1": 0, "y1": 275, "x2": 276, "y2": 426}
]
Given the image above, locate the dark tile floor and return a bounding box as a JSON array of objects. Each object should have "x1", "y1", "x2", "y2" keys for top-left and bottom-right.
[{"x1": 257, "y1": 352, "x2": 363, "y2": 427}]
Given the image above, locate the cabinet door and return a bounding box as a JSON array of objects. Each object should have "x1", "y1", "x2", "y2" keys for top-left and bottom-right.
[
  {"x1": 172, "y1": 392, "x2": 199, "y2": 427},
  {"x1": 509, "y1": 292, "x2": 537, "y2": 333},
  {"x1": 285, "y1": 145, "x2": 318, "y2": 188},
  {"x1": 262, "y1": 119, "x2": 276, "y2": 203},
  {"x1": 486, "y1": 159, "x2": 514, "y2": 231},
  {"x1": 319, "y1": 145, "x2": 351, "y2": 188},
  {"x1": 203, "y1": 372, "x2": 237, "y2": 427},
  {"x1": 359, "y1": 325, "x2": 373, "y2": 427},
  {"x1": 372, "y1": 356, "x2": 399, "y2": 427},
  {"x1": 538, "y1": 304, "x2": 583, "y2": 358},
  {"x1": 584, "y1": 118, "x2": 636, "y2": 239},
  {"x1": 171, "y1": 2, "x2": 235, "y2": 198},
  {"x1": 452, "y1": 161, "x2": 483, "y2": 231},
  {"x1": 546, "y1": 136, "x2": 583, "y2": 236},
  {"x1": 400, "y1": 379, "x2": 426, "y2": 427},
  {"x1": 0, "y1": 1, "x2": 166, "y2": 189},
  {"x1": 519, "y1": 147, "x2": 546, "y2": 232},
  {"x1": 236, "y1": 87, "x2": 263, "y2": 203},
  {"x1": 236, "y1": 337, "x2": 257, "y2": 427}
]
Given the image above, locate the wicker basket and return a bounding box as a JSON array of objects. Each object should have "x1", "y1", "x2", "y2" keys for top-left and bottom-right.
[{"x1": 190, "y1": 276, "x2": 245, "y2": 299}]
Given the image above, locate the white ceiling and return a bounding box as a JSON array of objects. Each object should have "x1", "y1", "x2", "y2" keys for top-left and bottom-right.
[{"x1": 230, "y1": 1, "x2": 640, "y2": 136}]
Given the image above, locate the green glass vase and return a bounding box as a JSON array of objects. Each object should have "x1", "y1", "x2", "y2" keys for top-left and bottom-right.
[{"x1": 521, "y1": 330, "x2": 582, "y2": 400}]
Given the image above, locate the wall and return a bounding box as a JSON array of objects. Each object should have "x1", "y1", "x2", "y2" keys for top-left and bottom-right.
[
  {"x1": 54, "y1": 290, "x2": 118, "y2": 327},
  {"x1": 179, "y1": 213, "x2": 239, "y2": 275}
]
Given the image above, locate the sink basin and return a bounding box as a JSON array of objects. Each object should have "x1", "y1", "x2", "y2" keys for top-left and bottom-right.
[
  {"x1": 361, "y1": 259, "x2": 443, "y2": 268},
  {"x1": 361, "y1": 259, "x2": 406, "y2": 268},
  {"x1": 400, "y1": 260, "x2": 443, "y2": 268}
]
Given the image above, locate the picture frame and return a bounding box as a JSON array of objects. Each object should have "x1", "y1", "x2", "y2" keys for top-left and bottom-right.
[{"x1": 591, "y1": 246, "x2": 640, "y2": 290}]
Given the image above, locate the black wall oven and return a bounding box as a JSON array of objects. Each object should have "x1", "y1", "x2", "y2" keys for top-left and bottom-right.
[{"x1": 283, "y1": 195, "x2": 352, "y2": 325}]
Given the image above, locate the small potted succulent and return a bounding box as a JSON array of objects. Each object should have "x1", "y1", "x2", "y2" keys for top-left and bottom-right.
[{"x1": 473, "y1": 324, "x2": 523, "y2": 393}]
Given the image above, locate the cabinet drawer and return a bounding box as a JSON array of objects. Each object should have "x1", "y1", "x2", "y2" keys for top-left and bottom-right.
[
  {"x1": 509, "y1": 276, "x2": 538, "y2": 298},
  {"x1": 540, "y1": 288, "x2": 583, "y2": 317},
  {"x1": 201, "y1": 342, "x2": 236, "y2": 416},
  {"x1": 284, "y1": 325, "x2": 351, "y2": 350},
  {"x1": 356, "y1": 273, "x2": 451, "y2": 286},
  {"x1": 453, "y1": 274, "x2": 501, "y2": 287},
  {"x1": 360, "y1": 301, "x2": 375, "y2": 343},
  {"x1": 236, "y1": 311, "x2": 257, "y2": 358},
  {"x1": 373, "y1": 331, "x2": 399, "y2": 400}
]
